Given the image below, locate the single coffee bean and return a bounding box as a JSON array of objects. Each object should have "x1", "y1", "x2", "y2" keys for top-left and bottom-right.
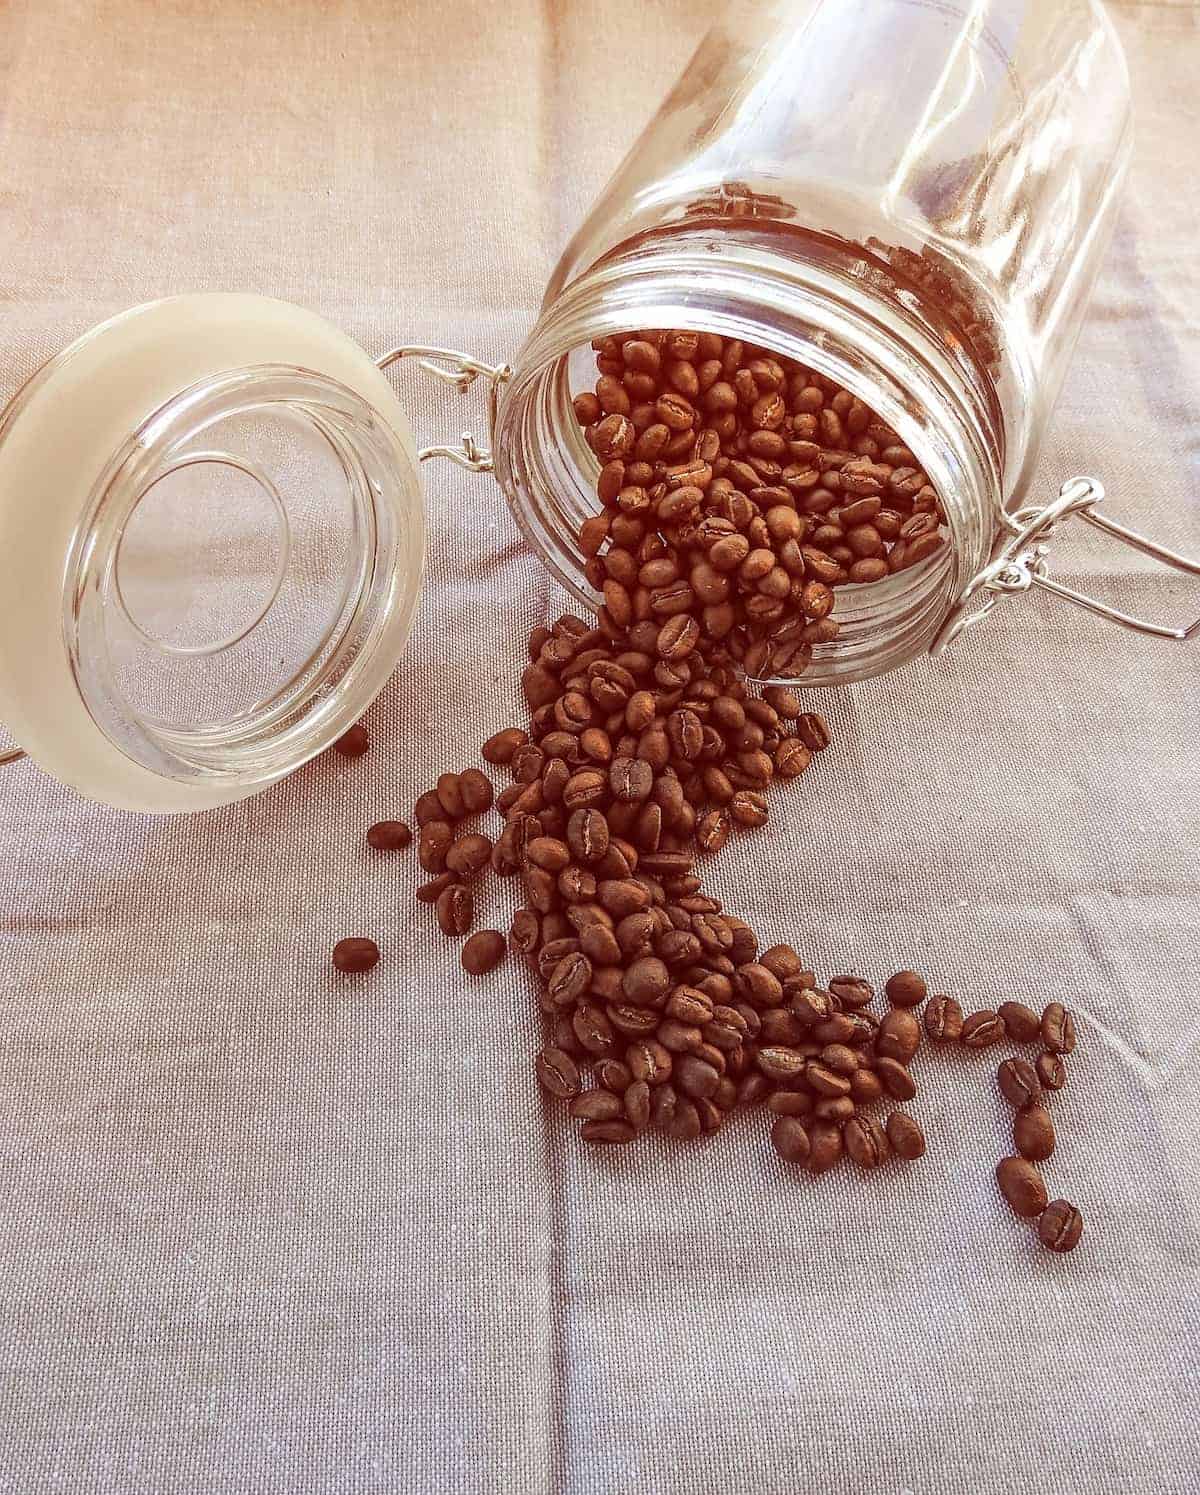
[
  {"x1": 445, "y1": 833, "x2": 493, "y2": 880},
  {"x1": 596, "y1": 1058, "x2": 632, "y2": 1094},
  {"x1": 814, "y1": 1096, "x2": 855, "y2": 1122},
  {"x1": 482, "y1": 727, "x2": 528, "y2": 765},
  {"x1": 569, "y1": 1089, "x2": 624, "y2": 1122},
  {"x1": 366, "y1": 820, "x2": 412, "y2": 851},
  {"x1": 459, "y1": 768, "x2": 494, "y2": 814},
  {"x1": 510, "y1": 908, "x2": 541, "y2": 955},
  {"x1": 849, "y1": 1067, "x2": 883, "y2": 1105},
  {"x1": 885, "y1": 970, "x2": 927, "y2": 1008},
  {"x1": 997, "y1": 1058, "x2": 1041, "y2": 1110},
  {"x1": 462, "y1": 930, "x2": 505, "y2": 976},
  {"x1": 796, "y1": 712, "x2": 830, "y2": 751},
  {"x1": 924, "y1": 995, "x2": 964, "y2": 1043},
  {"x1": 436, "y1": 771, "x2": 466, "y2": 820},
  {"x1": 1041, "y1": 1001, "x2": 1077, "y2": 1055},
  {"x1": 756, "y1": 1046, "x2": 807, "y2": 1084},
  {"x1": 876, "y1": 1009, "x2": 921, "y2": 1063},
  {"x1": 771, "y1": 1116, "x2": 811, "y2": 1165},
  {"x1": 961, "y1": 1009, "x2": 1005, "y2": 1049},
  {"x1": 413, "y1": 790, "x2": 447, "y2": 826},
  {"x1": 886, "y1": 1111, "x2": 925, "y2": 1160},
  {"x1": 549, "y1": 952, "x2": 593, "y2": 1006},
  {"x1": 807, "y1": 1121, "x2": 843, "y2": 1175},
  {"x1": 628, "y1": 1039, "x2": 673, "y2": 1085},
  {"x1": 996, "y1": 1156, "x2": 1048, "y2": 1218},
  {"x1": 828, "y1": 976, "x2": 874, "y2": 1010},
  {"x1": 1036, "y1": 1051, "x2": 1067, "y2": 1091},
  {"x1": 435, "y1": 883, "x2": 473, "y2": 937},
  {"x1": 1038, "y1": 1199, "x2": 1084, "y2": 1253},
  {"x1": 767, "y1": 1091, "x2": 812, "y2": 1117},
  {"x1": 806, "y1": 1062, "x2": 852, "y2": 1098},
  {"x1": 416, "y1": 871, "x2": 455, "y2": 904},
  {"x1": 875, "y1": 1057, "x2": 916, "y2": 1101},
  {"x1": 567, "y1": 808, "x2": 610, "y2": 864},
  {"x1": 675, "y1": 1055, "x2": 722, "y2": 1100},
  {"x1": 998, "y1": 1000, "x2": 1041, "y2": 1043},
  {"x1": 418, "y1": 819, "x2": 455, "y2": 875},
  {"x1": 1014, "y1": 1105, "x2": 1055, "y2": 1162},
  {"x1": 332, "y1": 937, "x2": 379, "y2": 974},
  {"x1": 624, "y1": 1079, "x2": 651, "y2": 1130},
  {"x1": 844, "y1": 1115, "x2": 888, "y2": 1169},
  {"x1": 332, "y1": 723, "x2": 369, "y2": 757},
  {"x1": 572, "y1": 1003, "x2": 615, "y2": 1057},
  {"x1": 535, "y1": 1047, "x2": 581, "y2": 1099}
]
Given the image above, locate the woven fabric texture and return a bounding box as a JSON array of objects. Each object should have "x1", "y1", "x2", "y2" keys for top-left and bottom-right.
[{"x1": 0, "y1": 2, "x2": 1197, "y2": 1491}]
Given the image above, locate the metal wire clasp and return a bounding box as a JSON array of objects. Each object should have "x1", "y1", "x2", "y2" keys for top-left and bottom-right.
[
  {"x1": 375, "y1": 345, "x2": 511, "y2": 473},
  {"x1": 931, "y1": 476, "x2": 1200, "y2": 656}
]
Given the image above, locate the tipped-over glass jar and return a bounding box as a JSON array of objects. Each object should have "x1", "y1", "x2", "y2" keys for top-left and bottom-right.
[{"x1": 0, "y1": 0, "x2": 1195, "y2": 810}]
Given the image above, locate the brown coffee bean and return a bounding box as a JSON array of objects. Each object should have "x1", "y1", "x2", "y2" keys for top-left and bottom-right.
[
  {"x1": 696, "y1": 809, "x2": 730, "y2": 854},
  {"x1": 1041, "y1": 1002, "x2": 1077, "y2": 1055},
  {"x1": 997, "y1": 1058, "x2": 1041, "y2": 1111},
  {"x1": 623, "y1": 955, "x2": 671, "y2": 1006},
  {"x1": 756, "y1": 1046, "x2": 807, "y2": 1084},
  {"x1": 998, "y1": 1000, "x2": 1041, "y2": 1043},
  {"x1": 549, "y1": 951, "x2": 593, "y2": 1006},
  {"x1": 366, "y1": 820, "x2": 411, "y2": 851},
  {"x1": 774, "y1": 739, "x2": 811, "y2": 778},
  {"x1": 482, "y1": 727, "x2": 527, "y2": 765},
  {"x1": 462, "y1": 930, "x2": 505, "y2": 976},
  {"x1": 924, "y1": 995, "x2": 964, "y2": 1043},
  {"x1": 572, "y1": 1003, "x2": 615, "y2": 1057},
  {"x1": 332, "y1": 937, "x2": 379, "y2": 974},
  {"x1": 844, "y1": 1115, "x2": 888, "y2": 1169},
  {"x1": 526, "y1": 836, "x2": 570, "y2": 873},
  {"x1": 570, "y1": 1088, "x2": 624, "y2": 1122},
  {"x1": 458, "y1": 767, "x2": 494, "y2": 814},
  {"x1": 332, "y1": 722, "x2": 370, "y2": 758},
  {"x1": 413, "y1": 790, "x2": 447, "y2": 826},
  {"x1": 771, "y1": 1116, "x2": 811, "y2": 1165},
  {"x1": 849, "y1": 1068, "x2": 883, "y2": 1105},
  {"x1": 876, "y1": 1009, "x2": 920, "y2": 1064},
  {"x1": 807, "y1": 1121, "x2": 843, "y2": 1174},
  {"x1": 435, "y1": 883, "x2": 473, "y2": 937},
  {"x1": 1038, "y1": 1199, "x2": 1084, "y2": 1253},
  {"x1": 445, "y1": 833, "x2": 492, "y2": 880},
  {"x1": 675, "y1": 1055, "x2": 722, "y2": 1100},
  {"x1": 886, "y1": 1112, "x2": 925, "y2": 1160},
  {"x1": 510, "y1": 908, "x2": 541, "y2": 954},
  {"x1": 729, "y1": 790, "x2": 768, "y2": 827},
  {"x1": 628, "y1": 1039, "x2": 673, "y2": 1085},
  {"x1": 885, "y1": 970, "x2": 927, "y2": 1008},
  {"x1": 1036, "y1": 1051, "x2": 1067, "y2": 1091},
  {"x1": 536, "y1": 1047, "x2": 581, "y2": 1099},
  {"x1": 596, "y1": 1058, "x2": 632, "y2": 1094},
  {"x1": 828, "y1": 976, "x2": 874, "y2": 1011},
  {"x1": 767, "y1": 1091, "x2": 812, "y2": 1117},
  {"x1": 624, "y1": 1079, "x2": 652, "y2": 1130},
  {"x1": 418, "y1": 819, "x2": 454, "y2": 873},
  {"x1": 1014, "y1": 1105, "x2": 1055, "y2": 1162},
  {"x1": 434, "y1": 772, "x2": 465, "y2": 820},
  {"x1": 794, "y1": 713, "x2": 829, "y2": 752},
  {"x1": 416, "y1": 871, "x2": 455, "y2": 904},
  {"x1": 996, "y1": 1156, "x2": 1048, "y2": 1218},
  {"x1": 610, "y1": 756, "x2": 653, "y2": 803},
  {"x1": 875, "y1": 1057, "x2": 916, "y2": 1101},
  {"x1": 567, "y1": 808, "x2": 609, "y2": 864},
  {"x1": 961, "y1": 1009, "x2": 1005, "y2": 1049}
]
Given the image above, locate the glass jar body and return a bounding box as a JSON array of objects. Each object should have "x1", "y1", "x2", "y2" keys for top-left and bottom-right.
[{"x1": 494, "y1": 0, "x2": 1132, "y2": 684}]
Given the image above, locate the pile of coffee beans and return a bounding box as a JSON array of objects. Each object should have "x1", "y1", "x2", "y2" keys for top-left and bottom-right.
[
  {"x1": 571, "y1": 329, "x2": 945, "y2": 681},
  {"x1": 330, "y1": 327, "x2": 1083, "y2": 1255}
]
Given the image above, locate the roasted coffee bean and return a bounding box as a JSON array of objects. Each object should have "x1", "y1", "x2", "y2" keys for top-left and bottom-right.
[
  {"x1": 1036, "y1": 1051, "x2": 1067, "y2": 1091},
  {"x1": 596, "y1": 1058, "x2": 632, "y2": 1094},
  {"x1": 796, "y1": 713, "x2": 830, "y2": 751},
  {"x1": 924, "y1": 995, "x2": 964, "y2": 1043},
  {"x1": 610, "y1": 756, "x2": 653, "y2": 803},
  {"x1": 624, "y1": 1079, "x2": 652, "y2": 1130},
  {"x1": 1014, "y1": 1105, "x2": 1055, "y2": 1162},
  {"x1": 569, "y1": 1089, "x2": 624, "y2": 1122},
  {"x1": 875, "y1": 1057, "x2": 917, "y2": 1101},
  {"x1": 567, "y1": 808, "x2": 609, "y2": 864},
  {"x1": 510, "y1": 908, "x2": 541, "y2": 955},
  {"x1": 767, "y1": 1091, "x2": 813, "y2": 1117},
  {"x1": 771, "y1": 1116, "x2": 811, "y2": 1165},
  {"x1": 886, "y1": 1111, "x2": 925, "y2": 1160},
  {"x1": 997, "y1": 1058, "x2": 1041, "y2": 1111},
  {"x1": 445, "y1": 834, "x2": 493, "y2": 880},
  {"x1": 828, "y1": 976, "x2": 873, "y2": 1010},
  {"x1": 366, "y1": 820, "x2": 412, "y2": 851},
  {"x1": 756, "y1": 1046, "x2": 807, "y2": 1083},
  {"x1": 885, "y1": 970, "x2": 927, "y2": 1008},
  {"x1": 961, "y1": 1009, "x2": 1005, "y2": 1049},
  {"x1": 629, "y1": 1039, "x2": 673, "y2": 1085},
  {"x1": 876, "y1": 1009, "x2": 921, "y2": 1063},
  {"x1": 535, "y1": 1047, "x2": 581, "y2": 1099},
  {"x1": 418, "y1": 820, "x2": 454, "y2": 873},
  {"x1": 461, "y1": 930, "x2": 505, "y2": 976},
  {"x1": 459, "y1": 768, "x2": 494, "y2": 814},
  {"x1": 675, "y1": 1055, "x2": 722, "y2": 1100},
  {"x1": 1038, "y1": 1199, "x2": 1084, "y2": 1253},
  {"x1": 416, "y1": 871, "x2": 455, "y2": 904},
  {"x1": 414, "y1": 790, "x2": 448, "y2": 826},
  {"x1": 849, "y1": 1067, "x2": 883, "y2": 1105},
  {"x1": 1041, "y1": 1002, "x2": 1077, "y2": 1055},
  {"x1": 572, "y1": 1003, "x2": 615, "y2": 1057},
  {"x1": 435, "y1": 883, "x2": 473, "y2": 937},
  {"x1": 998, "y1": 1000, "x2": 1041, "y2": 1043},
  {"x1": 806, "y1": 1063, "x2": 851, "y2": 1098},
  {"x1": 332, "y1": 937, "x2": 379, "y2": 974},
  {"x1": 844, "y1": 1115, "x2": 888, "y2": 1169},
  {"x1": 996, "y1": 1156, "x2": 1048, "y2": 1218},
  {"x1": 436, "y1": 772, "x2": 466, "y2": 820},
  {"x1": 807, "y1": 1121, "x2": 844, "y2": 1175}
]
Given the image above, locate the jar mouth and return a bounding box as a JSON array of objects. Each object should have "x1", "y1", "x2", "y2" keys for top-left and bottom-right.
[
  {"x1": 65, "y1": 366, "x2": 422, "y2": 785},
  {"x1": 495, "y1": 223, "x2": 1002, "y2": 686}
]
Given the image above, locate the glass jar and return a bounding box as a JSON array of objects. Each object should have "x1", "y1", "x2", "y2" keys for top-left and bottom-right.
[
  {"x1": 1, "y1": 0, "x2": 1195, "y2": 811},
  {"x1": 494, "y1": 0, "x2": 1178, "y2": 684}
]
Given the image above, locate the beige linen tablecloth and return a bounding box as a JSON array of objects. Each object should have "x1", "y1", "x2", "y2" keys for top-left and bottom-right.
[{"x1": 1, "y1": 2, "x2": 1198, "y2": 1491}]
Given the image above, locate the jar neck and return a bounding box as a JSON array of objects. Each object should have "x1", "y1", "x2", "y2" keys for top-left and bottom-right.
[{"x1": 495, "y1": 223, "x2": 1004, "y2": 686}]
